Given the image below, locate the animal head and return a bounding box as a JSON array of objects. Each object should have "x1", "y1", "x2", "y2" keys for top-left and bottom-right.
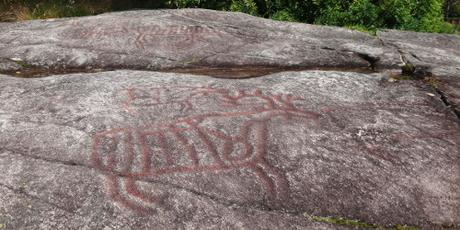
[{"x1": 122, "y1": 86, "x2": 320, "y2": 121}]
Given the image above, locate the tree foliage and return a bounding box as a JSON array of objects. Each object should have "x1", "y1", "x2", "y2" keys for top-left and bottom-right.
[{"x1": 1, "y1": 0, "x2": 458, "y2": 33}]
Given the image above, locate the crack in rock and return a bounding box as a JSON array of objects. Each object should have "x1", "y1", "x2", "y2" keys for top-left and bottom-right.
[
  {"x1": 0, "y1": 182, "x2": 78, "y2": 215},
  {"x1": 0, "y1": 149, "x2": 291, "y2": 215}
]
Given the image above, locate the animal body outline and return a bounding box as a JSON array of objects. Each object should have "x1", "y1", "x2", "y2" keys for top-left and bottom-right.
[{"x1": 92, "y1": 86, "x2": 321, "y2": 213}]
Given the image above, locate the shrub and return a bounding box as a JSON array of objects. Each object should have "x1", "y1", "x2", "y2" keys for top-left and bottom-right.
[
  {"x1": 0, "y1": 0, "x2": 456, "y2": 34},
  {"x1": 271, "y1": 9, "x2": 296, "y2": 22},
  {"x1": 229, "y1": 0, "x2": 258, "y2": 15}
]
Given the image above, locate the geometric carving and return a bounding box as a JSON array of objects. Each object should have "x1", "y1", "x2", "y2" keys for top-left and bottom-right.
[{"x1": 67, "y1": 25, "x2": 225, "y2": 50}]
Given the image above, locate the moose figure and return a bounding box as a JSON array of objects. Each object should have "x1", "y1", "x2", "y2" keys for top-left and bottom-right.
[{"x1": 92, "y1": 86, "x2": 321, "y2": 213}]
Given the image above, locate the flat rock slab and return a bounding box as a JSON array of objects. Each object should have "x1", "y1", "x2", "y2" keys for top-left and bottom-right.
[
  {"x1": 379, "y1": 30, "x2": 460, "y2": 115},
  {"x1": 0, "y1": 9, "x2": 401, "y2": 74},
  {"x1": 378, "y1": 30, "x2": 460, "y2": 77},
  {"x1": 0, "y1": 70, "x2": 459, "y2": 229}
]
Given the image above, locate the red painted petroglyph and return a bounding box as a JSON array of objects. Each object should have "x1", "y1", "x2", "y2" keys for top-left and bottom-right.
[
  {"x1": 122, "y1": 86, "x2": 228, "y2": 115},
  {"x1": 66, "y1": 25, "x2": 225, "y2": 50},
  {"x1": 133, "y1": 25, "x2": 224, "y2": 50},
  {"x1": 92, "y1": 87, "x2": 321, "y2": 213},
  {"x1": 93, "y1": 87, "x2": 456, "y2": 213}
]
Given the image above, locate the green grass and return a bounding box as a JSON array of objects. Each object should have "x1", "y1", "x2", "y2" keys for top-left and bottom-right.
[
  {"x1": 306, "y1": 214, "x2": 377, "y2": 228},
  {"x1": 0, "y1": 1, "x2": 110, "y2": 21},
  {"x1": 425, "y1": 77, "x2": 441, "y2": 89},
  {"x1": 304, "y1": 213, "x2": 419, "y2": 230},
  {"x1": 397, "y1": 75, "x2": 418, "y2": 80},
  {"x1": 455, "y1": 25, "x2": 460, "y2": 35},
  {"x1": 346, "y1": 25, "x2": 378, "y2": 36}
]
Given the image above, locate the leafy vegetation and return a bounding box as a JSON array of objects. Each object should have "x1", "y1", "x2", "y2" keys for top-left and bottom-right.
[
  {"x1": 0, "y1": 0, "x2": 110, "y2": 20},
  {"x1": 446, "y1": 0, "x2": 460, "y2": 17},
  {"x1": 306, "y1": 214, "x2": 378, "y2": 228},
  {"x1": 0, "y1": 0, "x2": 459, "y2": 34}
]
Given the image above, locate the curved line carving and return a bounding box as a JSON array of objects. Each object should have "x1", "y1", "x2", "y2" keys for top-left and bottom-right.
[{"x1": 92, "y1": 87, "x2": 320, "y2": 213}]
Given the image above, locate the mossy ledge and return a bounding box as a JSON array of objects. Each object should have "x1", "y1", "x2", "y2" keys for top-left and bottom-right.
[{"x1": 304, "y1": 213, "x2": 419, "y2": 230}]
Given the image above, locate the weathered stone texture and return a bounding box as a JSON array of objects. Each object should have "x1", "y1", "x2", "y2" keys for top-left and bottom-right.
[
  {"x1": 1, "y1": 9, "x2": 460, "y2": 230},
  {"x1": 0, "y1": 71, "x2": 458, "y2": 229},
  {"x1": 0, "y1": 9, "x2": 401, "y2": 72}
]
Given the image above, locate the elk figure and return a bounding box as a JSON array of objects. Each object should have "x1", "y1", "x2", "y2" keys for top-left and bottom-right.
[{"x1": 92, "y1": 86, "x2": 320, "y2": 213}]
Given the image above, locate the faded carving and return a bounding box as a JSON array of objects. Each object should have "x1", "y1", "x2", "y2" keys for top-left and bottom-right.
[
  {"x1": 64, "y1": 24, "x2": 226, "y2": 50},
  {"x1": 92, "y1": 87, "x2": 321, "y2": 213}
]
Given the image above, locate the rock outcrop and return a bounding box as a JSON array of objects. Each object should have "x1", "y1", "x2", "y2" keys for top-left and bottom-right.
[
  {"x1": 0, "y1": 10, "x2": 402, "y2": 71},
  {"x1": 0, "y1": 9, "x2": 459, "y2": 230}
]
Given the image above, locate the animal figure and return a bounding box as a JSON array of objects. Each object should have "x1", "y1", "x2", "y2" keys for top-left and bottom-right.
[{"x1": 92, "y1": 86, "x2": 320, "y2": 213}]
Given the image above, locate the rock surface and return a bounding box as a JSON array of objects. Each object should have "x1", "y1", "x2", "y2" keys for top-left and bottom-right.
[
  {"x1": 1, "y1": 9, "x2": 459, "y2": 112},
  {"x1": 1, "y1": 71, "x2": 459, "y2": 229},
  {"x1": 0, "y1": 9, "x2": 460, "y2": 230},
  {"x1": 379, "y1": 30, "x2": 460, "y2": 116},
  {"x1": 0, "y1": 9, "x2": 401, "y2": 73}
]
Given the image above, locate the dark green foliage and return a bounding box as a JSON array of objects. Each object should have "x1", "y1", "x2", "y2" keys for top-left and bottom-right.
[
  {"x1": 314, "y1": 0, "x2": 454, "y2": 33},
  {"x1": 0, "y1": 0, "x2": 458, "y2": 33},
  {"x1": 445, "y1": 0, "x2": 460, "y2": 17},
  {"x1": 0, "y1": 0, "x2": 111, "y2": 20},
  {"x1": 230, "y1": 0, "x2": 258, "y2": 16}
]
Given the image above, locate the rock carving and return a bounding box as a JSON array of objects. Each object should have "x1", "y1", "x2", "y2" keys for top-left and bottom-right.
[{"x1": 92, "y1": 87, "x2": 320, "y2": 213}]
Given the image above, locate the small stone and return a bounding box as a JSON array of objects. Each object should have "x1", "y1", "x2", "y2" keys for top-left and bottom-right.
[{"x1": 10, "y1": 57, "x2": 22, "y2": 62}]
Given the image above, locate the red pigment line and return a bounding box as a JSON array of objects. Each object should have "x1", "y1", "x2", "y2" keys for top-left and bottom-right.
[
  {"x1": 138, "y1": 132, "x2": 151, "y2": 175},
  {"x1": 156, "y1": 132, "x2": 174, "y2": 167},
  {"x1": 126, "y1": 87, "x2": 218, "y2": 113},
  {"x1": 124, "y1": 86, "x2": 297, "y2": 120},
  {"x1": 182, "y1": 99, "x2": 194, "y2": 112},
  {"x1": 228, "y1": 121, "x2": 257, "y2": 161},
  {"x1": 256, "y1": 159, "x2": 289, "y2": 201},
  {"x1": 107, "y1": 175, "x2": 155, "y2": 214},
  {"x1": 122, "y1": 155, "x2": 251, "y2": 178},
  {"x1": 253, "y1": 121, "x2": 268, "y2": 161},
  {"x1": 240, "y1": 138, "x2": 254, "y2": 162},
  {"x1": 127, "y1": 88, "x2": 135, "y2": 102},
  {"x1": 252, "y1": 165, "x2": 276, "y2": 200},
  {"x1": 122, "y1": 88, "x2": 137, "y2": 115},
  {"x1": 282, "y1": 94, "x2": 296, "y2": 110},
  {"x1": 195, "y1": 126, "x2": 225, "y2": 167},
  {"x1": 252, "y1": 90, "x2": 276, "y2": 109},
  {"x1": 93, "y1": 130, "x2": 129, "y2": 171},
  {"x1": 122, "y1": 131, "x2": 136, "y2": 174},
  {"x1": 222, "y1": 140, "x2": 234, "y2": 162},
  {"x1": 93, "y1": 134, "x2": 118, "y2": 172},
  {"x1": 149, "y1": 87, "x2": 161, "y2": 103},
  {"x1": 146, "y1": 163, "x2": 230, "y2": 177},
  {"x1": 202, "y1": 128, "x2": 234, "y2": 141},
  {"x1": 139, "y1": 125, "x2": 191, "y2": 137},
  {"x1": 273, "y1": 94, "x2": 285, "y2": 107},
  {"x1": 125, "y1": 177, "x2": 160, "y2": 204},
  {"x1": 91, "y1": 134, "x2": 103, "y2": 169},
  {"x1": 98, "y1": 86, "x2": 322, "y2": 212},
  {"x1": 135, "y1": 27, "x2": 146, "y2": 50},
  {"x1": 217, "y1": 90, "x2": 244, "y2": 102},
  {"x1": 173, "y1": 130, "x2": 200, "y2": 167},
  {"x1": 105, "y1": 136, "x2": 118, "y2": 173}
]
